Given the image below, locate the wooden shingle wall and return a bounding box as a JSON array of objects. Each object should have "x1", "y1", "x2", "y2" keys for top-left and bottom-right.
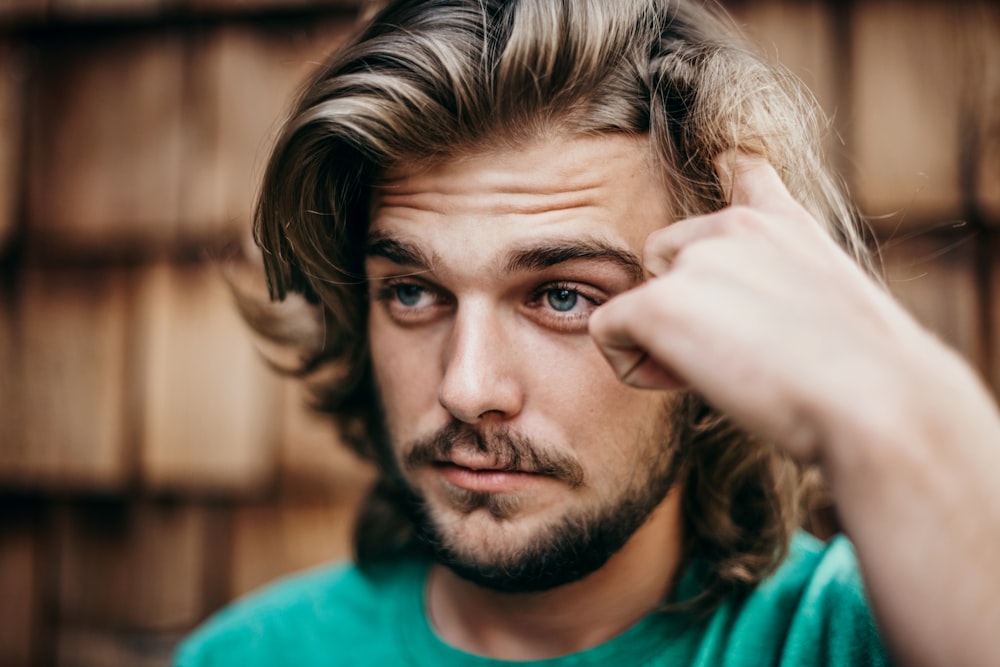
[{"x1": 0, "y1": 1, "x2": 997, "y2": 664}]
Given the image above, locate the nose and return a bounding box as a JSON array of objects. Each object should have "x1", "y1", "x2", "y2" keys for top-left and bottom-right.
[{"x1": 438, "y1": 303, "x2": 524, "y2": 424}]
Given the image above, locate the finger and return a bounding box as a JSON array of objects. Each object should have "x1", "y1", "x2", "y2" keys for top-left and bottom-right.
[
  {"x1": 620, "y1": 354, "x2": 686, "y2": 390},
  {"x1": 714, "y1": 150, "x2": 794, "y2": 212},
  {"x1": 642, "y1": 212, "x2": 717, "y2": 276},
  {"x1": 589, "y1": 294, "x2": 687, "y2": 390},
  {"x1": 643, "y1": 153, "x2": 807, "y2": 275}
]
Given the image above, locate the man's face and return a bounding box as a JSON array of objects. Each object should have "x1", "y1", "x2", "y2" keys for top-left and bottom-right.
[{"x1": 366, "y1": 134, "x2": 681, "y2": 592}]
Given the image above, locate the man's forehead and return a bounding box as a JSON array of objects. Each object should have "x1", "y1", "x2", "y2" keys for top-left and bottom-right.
[
  {"x1": 374, "y1": 132, "x2": 660, "y2": 192},
  {"x1": 365, "y1": 133, "x2": 673, "y2": 278},
  {"x1": 370, "y1": 134, "x2": 668, "y2": 225}
]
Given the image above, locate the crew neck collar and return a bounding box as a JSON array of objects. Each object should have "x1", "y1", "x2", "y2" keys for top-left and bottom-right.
[{"x1": 397, "y1": 559, "x2": 706, "y2": 666}]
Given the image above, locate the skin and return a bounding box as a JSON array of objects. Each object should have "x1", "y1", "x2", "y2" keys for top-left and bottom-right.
[
  {"x1": 589, "y1": 153, "x2": 1000, "y2": 667},
  {"x1": 365, "y1": 134, "x2": 685, "y2": 659}
]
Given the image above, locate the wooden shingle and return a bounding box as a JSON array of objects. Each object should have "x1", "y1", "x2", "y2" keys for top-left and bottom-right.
[
  {"x1": 184, "y1": 0, "x2": 362, "y2": 11},
  {"x1": 49, "y1": 0, "x2": 164, "y2": 19},
  {"x1": 229, "y1": 497, "x2": 360, "y2": 599},
  {"x1": 179, "y1": 19, "x2": 352, "y2": 242},
  {"x1": 137, "y1": 261, "x2": 279, "y2": 495},
  {"x1": 56, "y1": 627, "x2": 182, "y2": 667},
  {"x1": 731, "y1": 0, "x2": 838, "y2": 124},
  {"x1": 850, "y1": 2, "x2": 966, "y2": 229},
  {"x1": 28, "y1": 33, "x2": 185, "y2": 252},
  {"x1": 3, "y1": 266, "x2": 131, "y2": 490},
  {"x1": 971, "y1": 4, "x2": 1000, "y2": 222},
  {"x1": 0, "y1": 285, "x2": 17, "y2": 471},
  {"x1": 279, "y1": 378, "x2": 374, "y2": 502},
  {"x1": 56, "y1": 500, "x2": 207, "y2": 630},
  {"x1": 880, "y1": 229, "x2": 984, "y2": 368},
  {"x1": 0, "y1": 507, "x2": 41, "y2": 666},
  {"x1": 0, "y1": 42, "x2": 21, "y2": 253},
  {"x1": 0, "y1": 0, "x2": 47, "y2": 23}
]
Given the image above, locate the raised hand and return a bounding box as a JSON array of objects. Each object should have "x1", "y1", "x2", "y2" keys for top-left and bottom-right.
[
  {"x1": 590, "y1": 151, "x2": 1000, "y2": 667},
  {"x1": 590, "y1": 152, "x2": 930, "y2": 463}
]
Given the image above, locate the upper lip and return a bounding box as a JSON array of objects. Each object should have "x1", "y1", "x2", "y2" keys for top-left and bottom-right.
[{"x1": 438, "y1": 450, "x2": 532, "y2": 474}]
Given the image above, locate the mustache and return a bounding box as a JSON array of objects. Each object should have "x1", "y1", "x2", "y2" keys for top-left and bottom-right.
[{"x1": 403, "y1": 421, "x2": 585, "y2": 488}]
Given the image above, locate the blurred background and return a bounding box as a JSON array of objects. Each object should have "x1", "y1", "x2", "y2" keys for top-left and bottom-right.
[{"x1": 0, "y1": 0, "x2": 996, "y2": 664}]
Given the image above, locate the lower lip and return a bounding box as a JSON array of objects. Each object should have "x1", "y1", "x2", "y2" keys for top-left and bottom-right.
[{"x1": 436, "y1": 464, "x2": 545, "y2": 493}]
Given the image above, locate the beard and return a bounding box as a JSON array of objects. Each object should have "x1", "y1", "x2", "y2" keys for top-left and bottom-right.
[{"x1": 385, "y1": 418, "x2": 680, "y2": 594}]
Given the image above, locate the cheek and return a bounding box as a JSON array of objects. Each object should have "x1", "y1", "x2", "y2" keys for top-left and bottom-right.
[
  {"x1": 527, "y1": 335, "x2": 672, "y2": 447},
  {"x1": 368, "y1": 314, "x2": 446, "y2": 438},
  {"x1": 532, "y1": 335, "x2": 633, "y2": 403}
]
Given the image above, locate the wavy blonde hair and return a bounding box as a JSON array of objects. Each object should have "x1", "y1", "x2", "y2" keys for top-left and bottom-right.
[{"x1": 247, "y1": 0, "x2": 876, "y2": 610}]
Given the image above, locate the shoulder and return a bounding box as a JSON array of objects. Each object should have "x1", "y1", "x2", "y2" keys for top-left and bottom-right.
[
  {"x1": 173, "y1": 557, "x2": 426, "y2": 667},
  {"x1": 737, "y1": 532, "x2": 889, "y2": 666},
  {"x1": 759, "y1": 531, "x2": 867, "y2": 603}
]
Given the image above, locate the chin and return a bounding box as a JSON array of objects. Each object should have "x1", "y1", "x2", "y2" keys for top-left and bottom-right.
[{"x1": 416, "y1": 498, "x2": 648, "y2": 594}]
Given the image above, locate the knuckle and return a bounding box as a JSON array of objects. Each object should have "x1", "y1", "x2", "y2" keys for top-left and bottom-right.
[
  {"x1": 642, "y1": 227, "x2": 674, "y2": 262},
  {"x1": 721, "y1": 205, "x2": 765, "y2": 233}
]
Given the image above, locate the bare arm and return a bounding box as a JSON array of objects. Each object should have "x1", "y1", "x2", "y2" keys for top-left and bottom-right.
[{"x1": 589, "y1": 153, "x2": 1000, "y2": 667}]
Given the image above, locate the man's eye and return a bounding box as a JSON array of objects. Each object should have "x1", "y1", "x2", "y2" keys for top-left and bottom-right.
[
  {"x1": 372, "y1": 280, "x2": 450, "y2": 325},
  {"x1": 546, "y1": 288, "x2": 579, "y2": 312},
  {"x1": 525, "y1": 282, "x2": 602, "y2": 333},
  {"x1": 394, "y1": 283, "x2": 426, "y2": 307}
]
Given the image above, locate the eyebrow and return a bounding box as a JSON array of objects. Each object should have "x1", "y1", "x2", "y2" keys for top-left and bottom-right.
[
  {"x1": 366, "y1": 232, "x2": 644, "y2": 282},
  {"x1": 366, "y1": 232, "x2": 433, "y2": 269},
  {"x1": 503, "y1": 238, "x2": 645, "y2": 282}
]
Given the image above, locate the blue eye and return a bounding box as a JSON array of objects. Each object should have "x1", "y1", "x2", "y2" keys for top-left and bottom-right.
[
  {"x1": 395, "y1": 284, "x2": 424, "y2": 306},
  {"x1": 546, "y1": 288, "x2": 578, "y2": 312}
]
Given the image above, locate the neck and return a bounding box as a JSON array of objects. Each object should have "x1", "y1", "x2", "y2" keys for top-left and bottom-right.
[{"x1": 425, "y1": 487, "x2": 684, "y2": 660}]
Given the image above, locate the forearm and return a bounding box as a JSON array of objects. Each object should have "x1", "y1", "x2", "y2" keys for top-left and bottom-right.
[{"x1": 820, "y1": 336, "x2": 1000, "y2": 667}]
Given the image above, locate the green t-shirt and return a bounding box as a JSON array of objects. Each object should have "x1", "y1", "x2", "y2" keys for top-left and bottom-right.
[{"x1": 175, "y1": 532, "x2": 887, "y2": 666}]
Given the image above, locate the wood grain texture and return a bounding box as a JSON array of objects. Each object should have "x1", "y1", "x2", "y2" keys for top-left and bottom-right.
[
  {"x1": 0, "y1": 512, "x2": 40, "y2": 666},
  {"x1": 2, "y1": 266, "x2": 131, "y2": 490},
  {"x1": 730, "y1": 0, "x2": 837, "y2": 123},
  {"x1": 0, "y1": 43, "x2": 21, "y2": 254},
  {"x1": 28, "y1": 34, "x2": 185, "y2": 251},
  {"x1": 850, "y1": 2, "x2": 966, "y2": 228},
  {"x1": 56, "y1": 500, "x2": 206, "y2": 630},
  {"x1": 278, "y1": 378, "x2": 374, "y2": 501},
  {"x1": 879, "y1": 229, "x2": 984, "y2": 368},
  {"x1": 182, "y1": 0, "x2": 362, "y2": 11},
  {"x1": 0, "y1": 286, "x2": 17, "y2": 478},
  {"x1": 137, "y1": 261, "x2": 279, "y2": 495},
  {"x1": 0, "y1": 0, "x2": 47, "y2": 22},
  {"x1": 970, "y1": 3, "x2": 1000, "y2": 223},
  {"x1": 49, "y1": 0, "x2": 164, "y2": 18},
  {"x1": 179, "y1": 20, "x2": 352, "y2": 242},
  {"x1": 55, "y1": 627, "x2": 181, "y2": 667},
  {"x1": 229, "y1": 497, "x2": 360, "y2": 599}
]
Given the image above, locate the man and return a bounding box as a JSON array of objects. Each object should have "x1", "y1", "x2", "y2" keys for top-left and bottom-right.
[{"x1": 177, "y1": 1, "x2": 1000, "y2": 666}]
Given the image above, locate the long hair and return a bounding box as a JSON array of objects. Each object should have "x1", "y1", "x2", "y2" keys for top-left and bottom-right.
[{"x1": 245, "y1": 0, "x2": 877, "y2": 610}]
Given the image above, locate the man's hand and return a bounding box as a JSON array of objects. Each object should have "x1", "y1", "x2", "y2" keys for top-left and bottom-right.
[
  {"x1": 590, "y1": 152, "x2": 932, "y2": 463},
  {"x1": 589, "y1": 152, "x2": 1000, "y2": 667}
]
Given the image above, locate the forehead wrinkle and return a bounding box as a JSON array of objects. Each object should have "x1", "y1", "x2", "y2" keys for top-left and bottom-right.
[
  {"x1": 374, "y1": 159, "x2": 610, "y2": 217},
  {"x1": 374, "y1": 187, "x2": 602, "y2": 218}
]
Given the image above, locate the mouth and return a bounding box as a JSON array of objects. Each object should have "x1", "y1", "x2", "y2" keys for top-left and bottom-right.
[{"x1": 432, "y1": 458, "x2": 547, "y2": 494}]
